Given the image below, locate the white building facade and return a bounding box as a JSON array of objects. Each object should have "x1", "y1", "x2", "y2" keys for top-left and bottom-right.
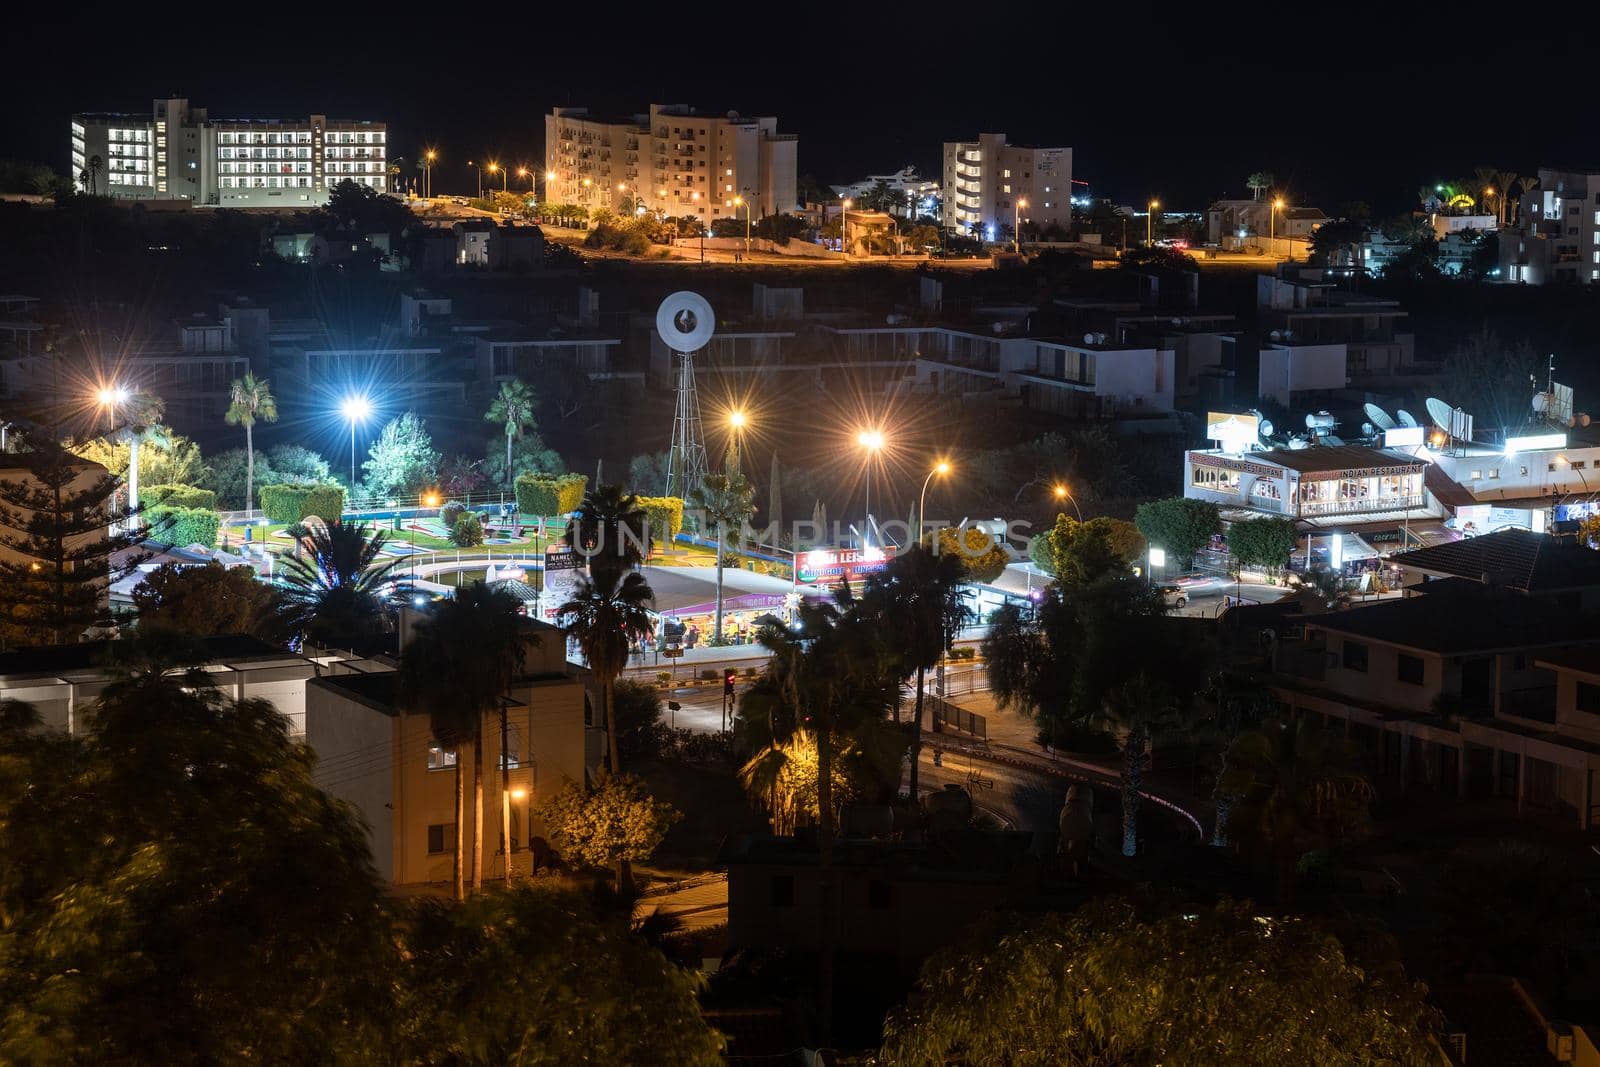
[
  {"x1": 1501, "y1": 168, "x2": 1600, "y2": 284},
  {"x1": 941, "y1": 133, "x2": 1072, "y2": 238},
  {"x1": 544, "y1": 104, "x2": 798, "y2": 225},
  {"x1": 71, "y1": 98, "x2": 386, "y2": 207}
]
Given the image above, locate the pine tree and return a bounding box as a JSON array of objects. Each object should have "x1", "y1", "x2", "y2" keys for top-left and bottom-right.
[{"x1": 0, "y1": 436, "x2": 146, "y2": 649}]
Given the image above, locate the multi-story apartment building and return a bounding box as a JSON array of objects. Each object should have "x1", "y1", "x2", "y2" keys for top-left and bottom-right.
[
  {"x1": 1500, "y1": 167, "x2": 1600, "y2": 284},
  {"x1": 544, "y1": 103, "x2": 798, "y2": 225},
  {"x1": 941, "y1": 133, "x2": 1072, "y2": 238},
  {"x1": 71, "y1": 98, "x2": 386, "y2": 208}
]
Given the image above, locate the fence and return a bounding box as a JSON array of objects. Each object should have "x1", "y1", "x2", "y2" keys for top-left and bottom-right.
[{"x1": 929, "y1": 694, "x2": 987, "y2": 740}]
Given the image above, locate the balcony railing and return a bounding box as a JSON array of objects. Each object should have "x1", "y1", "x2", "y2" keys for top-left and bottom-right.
[{"x1": 1296, "y1": 494, "x2": 1425, "y2": 517}]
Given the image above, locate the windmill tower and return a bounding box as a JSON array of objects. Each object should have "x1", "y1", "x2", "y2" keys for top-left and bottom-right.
[{"x1": 658, "y1": 292, "x2": 715, "y2": 499}]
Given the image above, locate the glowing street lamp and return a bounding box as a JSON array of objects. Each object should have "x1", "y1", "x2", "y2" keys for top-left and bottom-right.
[
  {"x1": 96, "y1": 385, "x2": 135, "y2": 531},
  {"x1": 1146, "y1": 199, "x2": 1160, "y2": 245},
  {"x1": 734, "y1": 195, "x2": 752, "y2": 253},
  {"x1": 1270, "y1": 196, "x2": 1285, "y2": 257},
  {"x1": 340, "y1": 394, "x2": 372, "y2": 491},
  {"x1": 727, "y1": 409, "x2": 748, "y2": 472},
  {"x1": 423, "y1": 149, "x2": 437, "y2": 199},
  {"x1": 1052, "y1": 483, "x2": 1083, "y2": 520},
  {"x1": 857, "y1": 429, "x2": 885, "y2": 546},
  {"x1": 1015, "y1": 197, "x2": 1028, "y2": 253},
  {"x1": 840, "y1": 196, "x2": 852, "y2": 253},
  {"x1": 918, "y1": 460, "x2": 952, "y2": 541}
]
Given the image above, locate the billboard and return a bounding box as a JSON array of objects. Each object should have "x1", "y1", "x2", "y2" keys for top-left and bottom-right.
[
  {"x1": 798, "y1": 546, "x2": 893, "y2": 585},
  {"x1": 540, "y1": 546, "x2": 583, "y2": 622},
  {"x1": 1206, "y1": 411, "x2": 1260, "y2": 453}
]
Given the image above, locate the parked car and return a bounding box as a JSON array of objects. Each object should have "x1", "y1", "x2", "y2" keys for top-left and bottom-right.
[{"x1": 1158, "y1": 584, "x2": 1188, "y2": 608}]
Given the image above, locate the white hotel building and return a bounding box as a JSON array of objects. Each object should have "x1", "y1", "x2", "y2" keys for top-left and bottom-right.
[
  {"x1": 71, "y1": 98, "x2": 386, "y2": 208},
  {"x1": 941, "y1": 133, "x2": 1072, "y2": 238}
]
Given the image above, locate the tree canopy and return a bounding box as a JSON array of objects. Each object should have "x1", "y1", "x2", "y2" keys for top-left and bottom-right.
[
  {"x1": 534, "y1": 773, "x2": 681, "y2": 871},
  {"x1": 1133, "y1": 496, "x2": 1221, "y2": 567},
  {"x1": 361, "y1": 411, "x2": 440, "y2": 500},
  {"x1": 132, "y1": 560, "x2": 293, "y2": 644},
  {"x1": 880, "y1": 897, "x2": 1440, "y2": 1067}
]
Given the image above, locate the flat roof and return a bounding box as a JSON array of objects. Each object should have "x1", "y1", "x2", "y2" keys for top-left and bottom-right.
[
  {"x1": 1244, "y1": 445, "x2": 1424, "y2": 474},
  {"x1": 0, "y1": 634, "x2": 290, "y2": 678},
  {"x1": 1306, "y1": 583, "x2": 1600, "y2": 655}
]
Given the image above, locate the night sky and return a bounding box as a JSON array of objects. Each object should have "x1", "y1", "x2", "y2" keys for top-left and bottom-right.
[{"x1": 12, "y1": 6, "x2": 1597, "y2": 214}]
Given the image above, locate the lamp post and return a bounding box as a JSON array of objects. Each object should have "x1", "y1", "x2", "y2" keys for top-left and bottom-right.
[
  {"x1": 1052, "y1": 483, "x2": 1083, "y2": 520},
  {"x1": 692, "y1": 191, "x2": 704, "y2": 261},
  {"x1": 96, "y1": 385, "x2": 134, "y2": 531},
  {"x1": 340, "y1": 395, "x2": 372, "y2": 494},
  {"x1": 857, "y1": 429, "x2": 885, "y2": 547},
  {"x1": 516, "y1": 166, "x2": 530, "y2": 191},
  {"x1": 918, "y1": 461, "x2": 951, "y2": 543},
  {"x1": 1148, "y1": 546, "x2": 1166, "y2": 588},
  {"x1": 840, "y1": 196, "x2": 852, "y2": 254},
  {"x1": 727, "y1": 409, "x2": 748, "y2": 474},
  {"x1": 1146, "y1": 199, "x2": 1160, "y2": 246},
  {"x1": 1270, "y1": 197, "x2": 1284, "y2": 257},
  {"x1": 734, "y1": 195, "x2": 752, "y2": 254},
  {"x1": 1014, "y1": 197, "x2": 1027, "y2": 253},
  {"x1": 423, "y1": 149, "x2": 436, "y2": 199}
]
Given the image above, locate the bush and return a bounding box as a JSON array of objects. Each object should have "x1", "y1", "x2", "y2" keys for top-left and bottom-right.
[
  {"x1": 698, "y1": 668, "x2": 720, "y2": 682},
  {"x1": 138, "y1": 483, "x2": 217, "y2": 512},
  {"x1": 146, "y1": 504, "x2": 220, "y2": 548},
  {"x1": 259, "y1": 482, "x2": 346, "y2": 523},
  {"x1": 265, "y1": 445, "x2": 332, "y2": 485},
  {"x1": 514, "y1": 472, "x2": 587, "y2": 517},
  {"x1": 439, "y1": 500, "x2": 467, "y2": 529},
  {"x1": 450, "y1": 512, "x2": 485, "y2": 547},
  {"x1": 636, "y1": 496, "x2": 685, "y2": 544}
]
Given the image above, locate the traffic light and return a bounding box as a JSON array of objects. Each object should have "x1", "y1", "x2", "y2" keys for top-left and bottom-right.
[{"x1": 723, "y1": 670, "x2": 736, "y2": 695}]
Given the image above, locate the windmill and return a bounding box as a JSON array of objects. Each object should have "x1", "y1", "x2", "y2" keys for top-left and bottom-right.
[{"x1": 658, "y1": 292, "x2": 715, "y2": 500}]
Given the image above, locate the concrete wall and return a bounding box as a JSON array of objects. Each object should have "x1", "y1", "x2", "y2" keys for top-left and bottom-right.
[
  {"x1": 306, "y1": 682, "x2": 397, "y2": 880},
  {"x1": 1258, "y1": 343, "x2": 1347, "y2": 406},
  {"x1": 1315, "y1": 632, "x2": 1443, "y2": 715}
]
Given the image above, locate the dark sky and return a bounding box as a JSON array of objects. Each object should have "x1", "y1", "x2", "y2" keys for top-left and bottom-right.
[{"x1": 12, "y1": 6, "x2": 1597, "y2": 215}]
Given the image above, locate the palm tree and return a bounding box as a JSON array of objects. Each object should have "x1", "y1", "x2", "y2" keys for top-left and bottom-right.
[
  {"x1": 88, "y1": 155, "x2": 103, "y2": 196},
  {"x1": 483, "y1": 379, "x2": 537, "y2": 488},
  {"x1": 688, "y1": 472, "x2": 755, "y2": 643},
  {"x1": 107, "y1": 391, "x2": 164, "y2": 528},
  {"x1": 276, "y1": 519, "x2": 404, "y2": 651},
  {"x1": 78, "y1": 168, "x2": 90, "y2": 195},
  {"x1": 863, "y1": 545, "x2": 969, "y2": 801},
  {"x1": 558, "y1": 568, "x2": 654, "y2": 889},
  {"x1": 224, "y1": 374, "x2": 278, "y2": 519},
  {"x1": 567, "y1": 482, "x2": 649, "y2": 590},
  {"x1": 1093, "y1": 672, "x2": 1186, "y2": 857},
  {"x1": 1219, "y1": 715, "x2": 1375, "y2": 901},
  {"x1": 400, "y1": 584, "x2": 528, "y2": 898},
  {"x1": 1495, "y1": 170, "x2": 1520, "y2": 226}
]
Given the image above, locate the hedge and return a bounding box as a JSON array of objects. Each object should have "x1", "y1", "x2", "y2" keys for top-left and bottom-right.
[
  {"x1": 637, "y1": 496, "x2": 684, "y2": 544},
  {"x1": 138, "y1": 483, "x2": 217, "y2": 512},
  {"x1": 259, "y1": 482, "x2": 346, "y2": 523},
  {"x1": 515, "y1": 473, "x2": 587, "y2": 517},
  {"x1": 440, "y1": 500, "x2": 467, "y2": 529},
  {"x1": 146, "y1": 504, "x2": 220, "y2": 549}
]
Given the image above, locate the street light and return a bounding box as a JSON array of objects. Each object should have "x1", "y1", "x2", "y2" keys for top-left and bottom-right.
[
  {"x1": 840, "y1": 196, "x2": 852, "y2": 253},
  {"x1": 1147, "y1": 199, "x2": 1160, "y2": 245},
  {"x1": 1052, "y1": 483, "x2": 1083, "y2": 520},
  {"x1": 1148, "y1": 546, "x2": 1166, "y2": 588},
  {"x1": 1015, "y1": 197, "x2": 1027, "y2": 253},
  {"x1": 96, "y1": 385, "x2": 135, "y2": 531},
  {"x1": 734, "y1": 195, "x2": 752, "y2": 253},
  {"x1": 857, "y1": 429, "x2": 885, "y2": 547},
  {"x1": 918, "y1": 461, "x2": 951, "y2": 543},
  {"x1": 727, "y1": 409, "x2": 748, "y2": 472},
  {"x1": 487, "y1": 161, "x2": 507, "y2": 193},
  {"x1": 467, "y1": 160, "x2": 482, "y2": 200},
  {"x1": 423, "y1": 149, "x2": 437, "y2": 199},
  {"x1": 1270, "y1": 196, "x2": 1285, "y2": 257},
  {"x1": 340, "y1": 394, "x2": 372, "y2": 492}
]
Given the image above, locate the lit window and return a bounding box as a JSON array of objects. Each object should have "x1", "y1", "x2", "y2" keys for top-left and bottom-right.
[
  {"x1": 1003, "y1": 169, "x2": 1011, "y2": 178},
  {"x1": 1470, "y1": 470, "x2": 1482, "y2": 480},
  {"x1": 427, "y1": 746, "x2": 457, "y2": 770},
  {"x1": 725, "y1": 168, "x2": 732, "y2": 176}
]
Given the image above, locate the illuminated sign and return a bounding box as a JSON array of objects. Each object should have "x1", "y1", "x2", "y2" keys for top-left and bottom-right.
[
  {"x1": 1503, "y1": 433, "x2": 1567, "y2": 455},
  {"x1": 1148, "y1": 547, "x2": 1167, "y2": 568},
  {"x1": 798, "y1": 546, "x2": 892, "y2": 584},
  {"x1": 1206, "y1": 411, "x2": 1260, "y2": 453},
  {"x1": 1384, "y1": 426, "x2": 1425, "y2": 448}
]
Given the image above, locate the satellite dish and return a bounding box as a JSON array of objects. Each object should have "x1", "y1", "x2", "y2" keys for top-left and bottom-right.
[
  {"x1": 1269, "y1": 330, "x2": 1283, "y2": 342},
  {"x1": 1424, "y1": 397, "x2": 1455, "y2": 431},
  {"x1": 1083, "y1": 332, "x2": 1097, "y2": 345},
  {"x1": 655, "y1": 291, "x2": 716, "y2": 353},
  {"x1": 1532, "y1": 392, "x2": 1550, "y2": 415},
  {"x1": 1397, "y1": 409, "x2": 1419, "y2": 428},
  {"x1": 1363, "y1": 402, "x2": 1397, "y2": 430},
  {"x1": 1258, "y1": 418, "x2": 1275, "y2": 438}
]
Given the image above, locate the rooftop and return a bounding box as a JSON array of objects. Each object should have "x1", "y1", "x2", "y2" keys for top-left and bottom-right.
[
  {"x1": 0, "y1": 634, "x2": 291, "y2": 679},
  {"x1": 1244, "y1": 444, "x2": 1424, "y2": 474},
  {"x1": 1392, "y1": 529, "x2": 1600, "y2": 592},
  {"x1": 1305, "y1": 582, "x2": 1600, "y2": 655}
]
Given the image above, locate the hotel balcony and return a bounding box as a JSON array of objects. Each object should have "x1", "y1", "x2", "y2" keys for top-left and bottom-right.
[{"x1": 1297, "y1": 494, "x2": 1426, "y2": 518}]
